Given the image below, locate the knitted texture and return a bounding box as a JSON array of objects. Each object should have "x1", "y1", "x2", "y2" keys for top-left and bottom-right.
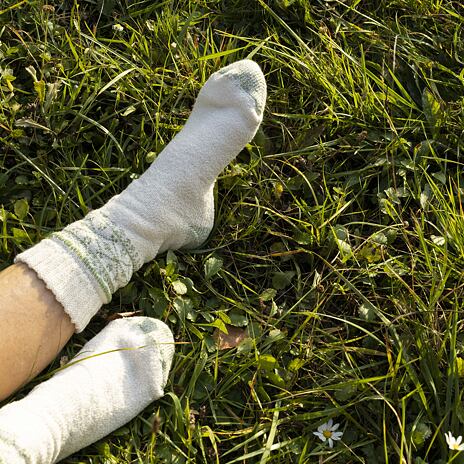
[
  {"x1": 15, "y1": 59, "x2": 267, "y2": 332},
  {"x1": 0, "y1": 317, "x2": 174, "y2": 464}
]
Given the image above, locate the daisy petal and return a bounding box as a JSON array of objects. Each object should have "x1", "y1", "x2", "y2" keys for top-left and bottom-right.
[
  {"x1": 457, "y1": 435, "x2": 463, "y2": 445},
  {"x1": 328, "y1": 438, "x2": 334, "y2": 448},
  {"x1": 327, "y1": 418, "x2": 333, "y2": 428},
  {"x1": 314, "y1": 432, "x2": 325, "y2": 441},
  {"x1": 332, "y1": 432, "x2": 343, "y2": 440},
  {"x1": 445, "y1": 432, "x2": 452, "y2": 445},
  {"x1": 332, "y1": 422, "x2": 340, "y2": 431}
]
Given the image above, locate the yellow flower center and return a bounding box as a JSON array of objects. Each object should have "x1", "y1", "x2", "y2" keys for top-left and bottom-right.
[
  {"x1": 452, "y1": 443, "x2": 461, "y2": 450},
  {"x1": 323, "y1": 430, "x2": 333, "y2": 439}
]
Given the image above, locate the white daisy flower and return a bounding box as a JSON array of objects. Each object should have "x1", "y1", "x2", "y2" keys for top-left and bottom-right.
[
  {"x1": 445, "y1": 431, "x2": 464, "y2": 451},
  {"x1": 112, "y1": 24, "x2": 124, "y2": 33},
  {"x1": 313, "y1": 419, "x2": 343, "y2": 448}
]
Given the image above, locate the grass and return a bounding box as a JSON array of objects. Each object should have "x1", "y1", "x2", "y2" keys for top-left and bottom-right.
[{"x1": 1, "y1": 0, "x2": 464, "y2": 462}]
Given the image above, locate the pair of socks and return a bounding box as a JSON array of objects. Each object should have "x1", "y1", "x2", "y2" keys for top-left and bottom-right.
[{"x1": 0, "y1": 60, "x2": 266, "y2": 463}]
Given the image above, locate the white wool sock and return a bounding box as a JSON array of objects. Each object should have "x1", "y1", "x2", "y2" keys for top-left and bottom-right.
[
  {"x1": 0, "y1": 317, "x2": 174, "y2": 464},
  {"x1": 15, "y1": 59, "x2": 266, "y2": 332}
]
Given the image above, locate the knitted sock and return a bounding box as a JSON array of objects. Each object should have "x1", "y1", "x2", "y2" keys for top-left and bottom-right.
[
  {"x1": 15, "y1": 59, "x2": 266, "y2": 332},
  {"x1": 0, "y1": 317, "x2": 174, "y2": 464}
]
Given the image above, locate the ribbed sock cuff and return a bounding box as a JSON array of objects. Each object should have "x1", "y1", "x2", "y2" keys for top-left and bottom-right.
[{"x1": 15, "y1": 238, "x2": 106, "y2": 333}]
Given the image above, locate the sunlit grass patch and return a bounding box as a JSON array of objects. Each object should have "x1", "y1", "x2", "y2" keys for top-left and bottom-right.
[{"x1": 1, "y1": 0, "x2": 464, "y2": 462}]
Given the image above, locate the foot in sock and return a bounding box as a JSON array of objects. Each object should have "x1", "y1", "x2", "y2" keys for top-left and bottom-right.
[
  {"x1": 15, "y1": 59, "x2": 267, "y2": 332},
  {"x1": 0, "y1": 317, "x2": 174, "y2": 464}
]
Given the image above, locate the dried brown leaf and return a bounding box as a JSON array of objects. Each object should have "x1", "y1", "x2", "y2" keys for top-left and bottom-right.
[{"x1": 214, "y1": 325, "x2": 249, "y2": 350}]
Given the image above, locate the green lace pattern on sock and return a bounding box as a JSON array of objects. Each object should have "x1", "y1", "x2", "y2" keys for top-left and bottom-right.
[{"x1": 51, "y1": 211, "x2": 142, "y2": 302}]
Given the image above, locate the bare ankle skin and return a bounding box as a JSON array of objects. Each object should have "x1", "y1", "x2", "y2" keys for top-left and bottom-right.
[{"x1": 0, "y1": 263, "x2": 75, "y2": 401}]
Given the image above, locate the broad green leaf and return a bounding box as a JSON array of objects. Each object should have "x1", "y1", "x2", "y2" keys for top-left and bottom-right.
[
  {"x1": 384, "y1": 187, "x2": 402, "y2": 204},
  {"x1": 258, "y1": 354, "x2": 278, "y2": 371},
  {"x1": 371, "y1": 232, "x2": 388, "y2": 245},
  {"x1": 202, "y1": 311, "x2": 215, "y2": 323},
  {"x1": 293, "y1": 230, "x2": 312, "y2": 245},
  {"x1": 333, "y1": 224, "x2": 349, "y2": 241},
  {"x1": 208, "y1": 318, "x2": 227, "y2": 333},
  {"x1": 384, "y1": 228, "x2": 397, "y2": 245},
  {"x1": 217, "y1": 311, "x2": 231, "y2": 324},
  {"x1": 14, "y1": 198, "x2": 29, "y2": 220},
  {"x1": 247, "y1": 322, "x2": 263, "y2": 339},
  {"x1": 332, "y1": 225, "x2": 352, "y2": 260},
  {"x1": 15, "y1": 175, "x2": 29, "y2": 185},
  {"x1": 171, "y1": 280, "x2": 187, "y2": 295},
  {"x1": 204, "y1": 256, "x2": 223, "y2": 279},
  {"x1": 264, "y1": 371, "x2": 286, "y2": 388},
  {"x1": 432, "y1": 171, "x2": 446, "y2": 185},
  {"x1": 420, "y1": 184, "x2": 431, "y2": 210},
  {"x1": 410, "y1": 422, "x2": 431, "y2": 448},
  {"x1": 260, "y1": 288, "x2": 277, "y2": 301},
  {"x1": 334, "y1": 384, "x2": 357, "y2": 401},
  {"x1": 228, "y1": 310, "x2": 248, "y2": 327},
  {"x1": 272, "y1": 271, "x2": 295, "y2": 290},
  {"x1": 164, "y1": 262, "x2": 176, "y2": 277},
  {"x1": 173, "y1": 296, "x2": 196, "y2": 322},
  {"x1": 12, "y1": 227, "x2": 30, "y2": 243},
  {"x1": 336, "y1": 239, "x2": 352, "y2": 256},
  {"x1": 358, "y1": 302, "x2": 377, "y2": 322},
  {"x1": 414, "y1": 458, "x2": 428, "y2": 464},
  {"x1": 34, "y1": 80, "x2": 46, "y2": 103},
  {"x1": 357, "y1": 243, "x2": 382, "y2": 263},
  {"x1": 166, "y1": 250, "x2": 178, "y2": 266},
  {"x1": 148, "y1": 287, "x2": 168, "y2": 317},
  {"x1": 288, "y1": 358, "x2": 305, "y2": 372},
  {"x1": 1, "y1": 67, "x2": 15, "y2": 91},
  {"x1": 237, "y1": 338, "x2": 253, "y2": 353}
]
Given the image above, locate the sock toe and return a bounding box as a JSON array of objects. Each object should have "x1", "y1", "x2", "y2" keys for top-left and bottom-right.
[
  {"x1": 216, "y1": 59, "x2": 267, "y2": 115},
  {"x1": 127, "y1": 317, "x2": 175, "y2": 387}
]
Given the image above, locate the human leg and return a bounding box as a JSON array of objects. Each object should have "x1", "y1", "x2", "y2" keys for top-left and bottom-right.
[{"x1": 0, "y1": 263, "x2": 75, "y2": 401}]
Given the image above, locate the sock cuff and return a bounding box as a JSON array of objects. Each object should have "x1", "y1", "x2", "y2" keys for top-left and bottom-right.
[
  {"x1": 15, "y1": 210, "x2": 144, "y2": 333},
  {"x1": 15, "y1": 237, "x2": 106, "y2": 333}
]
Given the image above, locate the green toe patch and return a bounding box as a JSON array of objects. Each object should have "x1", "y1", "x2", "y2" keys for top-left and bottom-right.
[
  {"x1": 134, "y1": 317, "x2": 160, "y2": 335},
  {"x1": 217, "y1": 63, "x2": 265, "y2": 114}
]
